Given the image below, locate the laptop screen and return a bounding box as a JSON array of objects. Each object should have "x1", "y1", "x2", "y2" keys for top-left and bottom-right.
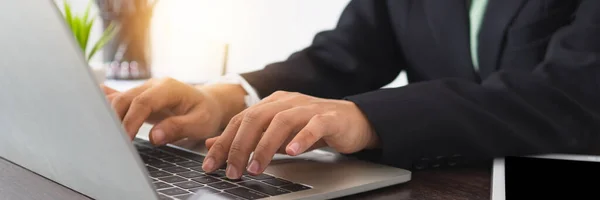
[{"x1": 504, "y1": 156, "x2": 600, "y2": 199}]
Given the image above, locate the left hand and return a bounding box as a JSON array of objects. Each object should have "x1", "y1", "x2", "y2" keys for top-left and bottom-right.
[{"x1": 201, "y1": 91, "x2": 380, "y2": 179}]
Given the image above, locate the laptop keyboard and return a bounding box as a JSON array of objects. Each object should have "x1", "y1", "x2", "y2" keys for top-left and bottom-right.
[{"x1": 133, "y1": 138, "x2": 312, "y2": 200}]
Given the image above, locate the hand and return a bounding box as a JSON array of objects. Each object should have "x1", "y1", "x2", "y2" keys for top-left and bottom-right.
[
  {"x1": 201, "y1": 91, "x2": 380, "y2": 179},
  {"x1": 100, "y1": 78, "x2": 246, "y2": 145}
]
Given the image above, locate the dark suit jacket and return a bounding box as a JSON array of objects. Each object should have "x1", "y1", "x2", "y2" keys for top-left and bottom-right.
[{"x1": 240, "y1": 0, "x2": 600, "y2": 170}]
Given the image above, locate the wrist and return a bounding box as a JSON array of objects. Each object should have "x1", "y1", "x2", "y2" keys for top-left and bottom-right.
[
  {"x1": 343, "y1": 100, "x2": 381, "y2": 150},
  {"x1": 199, "y1": 84, "x2": 248, "y2": 128}
]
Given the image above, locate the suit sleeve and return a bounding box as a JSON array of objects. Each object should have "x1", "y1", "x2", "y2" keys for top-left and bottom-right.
[
  {"x1": 345, "y1": 0, "x2": 600, "y2": 170},
  {"x1": 240, "y1": 1, "x2": 404, "y2": 99}
]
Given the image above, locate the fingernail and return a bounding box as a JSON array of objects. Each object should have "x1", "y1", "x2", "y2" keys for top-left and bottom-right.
[
  {"x1": 247, "y1": 160, "x2": 260, "y2": 174},
  {"x1": 226, "y1": 165, "x2": 240, "y2": 179},
  {"x1": 288, "y1": 142, "x2": 300, "y2": 155},
  {"x1": 203, "y1": 157, "x2": 215, "y2": 171},
  {"x1": 152, "y1": 130, "x2": 165, "y2": 145}
]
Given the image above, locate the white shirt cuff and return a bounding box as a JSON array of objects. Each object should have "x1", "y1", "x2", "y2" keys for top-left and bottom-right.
[{"x1": 204, "y1": 74, "x2": 261, "y2": 107}]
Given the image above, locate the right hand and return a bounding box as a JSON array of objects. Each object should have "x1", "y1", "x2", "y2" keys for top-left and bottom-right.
[{"x1": 101, "y1": 78, "x2": 245, "y2": 146}]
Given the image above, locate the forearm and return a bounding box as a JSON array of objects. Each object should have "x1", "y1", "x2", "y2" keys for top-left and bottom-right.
[{"x1": 241, "y1": 1, "x2": 404, "y2": 99}]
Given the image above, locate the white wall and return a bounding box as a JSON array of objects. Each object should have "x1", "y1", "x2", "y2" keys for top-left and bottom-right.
[
  {"x1": 149, "y1": 0, "x2": 353, "y2": 83},
  {"x1": 63, "y1": 0, "x2": 407, "y2": 87}
]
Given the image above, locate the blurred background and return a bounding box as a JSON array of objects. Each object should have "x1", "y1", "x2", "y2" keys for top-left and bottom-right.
[{"x1": 57, "y1": 0, "x2": 407, "y2": 88}]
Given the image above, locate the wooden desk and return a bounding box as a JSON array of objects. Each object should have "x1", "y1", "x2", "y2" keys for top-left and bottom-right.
[
  {"x1": 338, "y1": 166, "x2": 492, "y2": 200},
  {"x1": 0, "y1": 156, "x2": 492, "y2": 200}
]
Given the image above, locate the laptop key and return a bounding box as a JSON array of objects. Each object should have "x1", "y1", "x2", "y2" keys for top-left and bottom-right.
[
  {"x1": 146, "y1": 165, "x2": 159, "y2": 172},
  {"x1": 158, "y1": 146, "x2": 206, "y2": 162},
  {"x1": 238, "y1": 181, "x2": 289, "y2": 196},
  {"x1": 208, "y1": 181, "x2": 237, "y2": 190},
  {"x1": 185, "y1": 156, "x2": 206, "y2": 163},
  {"x1": 139, "y1": 149, "x2": 161, "y2": 155},
  {"x1": 143, "y1": 157, "x2": 162, "y2": 164},
  {"x1": 206, "y1": 170, "x2": 227, "y2": 178},
  {"x1": 149, "y1": 152, "x2": 173, "y2": 159},
  {"x1": 245, "y1": 173, "x2": 275, "y2": 180},
  {"x1": 150, "y1": 162, "x2": 176, "y2": 169},
  {"x1": 178, "y1": 171, "x2": 204, "y2": 178},
  {"x1": 190, "y1": 187, "x2": 220, "y2": 194},
  {"x1": 177, "y1": 161, "x2": 202, "y2": 168},
  {"x1": 157, "y1": 145, "x2": 187, "y2": 154},
  {"x1": 191, "y1": 175, "x2": 221, "y2": 184},
  {"x1": 135, "y1": 145, "x2": 152, "y2": 151},
  {"x1": 173, "y1": 181, "x2": 205, "y2": 189},
  {"x1": 189, "y1": 167, "x2": 205, "y2": 172},
  {"x1": 162, "y1": 157, "x2": 189, "y2": 163},
  {"x1": 135, "y1": 145, "x2": 149, "y2": 151},
  {"x1": 150, "y1": 171, "x2": 173, "y2": 178},
  {"x1": 134, "y1": 138, "x2": 152, "y2": 145},
  {"x1": 159, "y1": 187, "x2": 190, "y2": 196},
  {"x1": 162, "y1": 166, "x2": 191, "y2": 173},
  {"x1": 173, "y1": 194, "x2": 193, "y2": 200},
  {"x1": 225, "y1": 187, "x2": 269, "y2": 200},
  {"x1": 140, "y1": 154, "x2": 152, "y2": 160},
  {"x1": 157, "y1": 194, "x2": 172, "y2": 200},
  {"x1": 262, "y1": 178, "x2": 292, "y2": 187},
  {"x1": 221, "y1": 176, "x2": 250, "y2": 183},
  {"x1": 280, "y1": 183, "x2": 311, "y2": 192},
  {"x1": 154, "y1": 181, "x2": 173, "y2": 190},
  {"x1": 159, "y1": 176, "x2": 188, "y2": 183}
]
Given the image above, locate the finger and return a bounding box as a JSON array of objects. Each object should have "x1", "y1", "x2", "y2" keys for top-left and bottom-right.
[
  {"x1": 202, "y1": 114, "x2": 243, "y2": 173},
  {"x1": 111, "y1": 84, "x2": 152, "y2": 121},
  {"x1": 149, "y1": 114, "x2": 195, "y2": 146},
  {"x1": 286, "y1": 114, "x2": 334, "y2": 156},
  {"x1": 122, "y1": 86, "x2": 174, "y2": 139},
  {"x1": 206, "y1": 137, "x2": 219, "y2": 150},
  {"x1": 152, "y1": 105, "x2": 218, "y2": 145},
  {"x1": 225, "y1": 102, "x2": 291, "y2": 179},
  {"x1": 201, "y1": 92, "x2": 296, "y2": 174},
  {"x1": 106, "y1": 93, "x2": 120, "y2": 104},
  {"x1": 100, "y1": 84, "x2": 119, "y2": 95},
  {"x1": 246, "y1": 106, "x2": 316, "y2": 175}
]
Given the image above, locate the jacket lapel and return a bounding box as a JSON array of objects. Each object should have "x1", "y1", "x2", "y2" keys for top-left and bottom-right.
[
  {"x1": 477, "y1": 0, "x2": 527, "y2": 79},
  {"x1": 424, "y1": 0, "x2": 478, "y2": 81}
]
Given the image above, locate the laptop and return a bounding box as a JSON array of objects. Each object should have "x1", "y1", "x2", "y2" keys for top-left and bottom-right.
[{"x1": 0, "y1": 1, "x2": 411, "y2": 200}]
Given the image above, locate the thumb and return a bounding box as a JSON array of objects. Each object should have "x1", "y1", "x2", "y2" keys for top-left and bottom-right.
[{"x1": 149, "y1": 116, "x2": 187, "y2": 146}]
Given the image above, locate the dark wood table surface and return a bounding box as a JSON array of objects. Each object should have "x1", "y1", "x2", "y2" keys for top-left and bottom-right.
[
  {"x1": 0, "y1": 156, "x2": 492, "y2": 200},
  {"x1": 338, "y1": 165, "x2": 492, "y2": 200}
]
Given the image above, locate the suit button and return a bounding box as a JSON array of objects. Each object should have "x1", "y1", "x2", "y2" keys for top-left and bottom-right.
[
  {"x1": 413, "y1": 157, "x2": 430, "y2": 170},
  {"x1": 431, "y1": 156, "x2": 444, "y2": 168},
  {"x1": 447, "y1": 154, "x2": 462, "y2": 166}
]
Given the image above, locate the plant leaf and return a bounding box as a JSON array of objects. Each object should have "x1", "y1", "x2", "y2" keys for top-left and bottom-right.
[
  {"x1": 83, "y1": 0, "x2": 92, "y2": 23},
  {"x1": 73, "y1": 17, "x2": 87, "y2": 51},
  {"x1": 63, "y1": 0, "x2": 73, "y2": 30},
  {"x1": 81, "y1": 17, "x2": 94, "y2": 53},
  {"x1": 71, "y1": 16, "x2": 80, "y2": 48},
  {"x1": 87, "y1": 23, "x2": 120, "y2": 61}
]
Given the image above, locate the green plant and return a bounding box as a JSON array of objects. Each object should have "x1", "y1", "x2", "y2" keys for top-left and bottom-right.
[{"x1": 62, "y1": 0, "x2": 119, "y2": 61}]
